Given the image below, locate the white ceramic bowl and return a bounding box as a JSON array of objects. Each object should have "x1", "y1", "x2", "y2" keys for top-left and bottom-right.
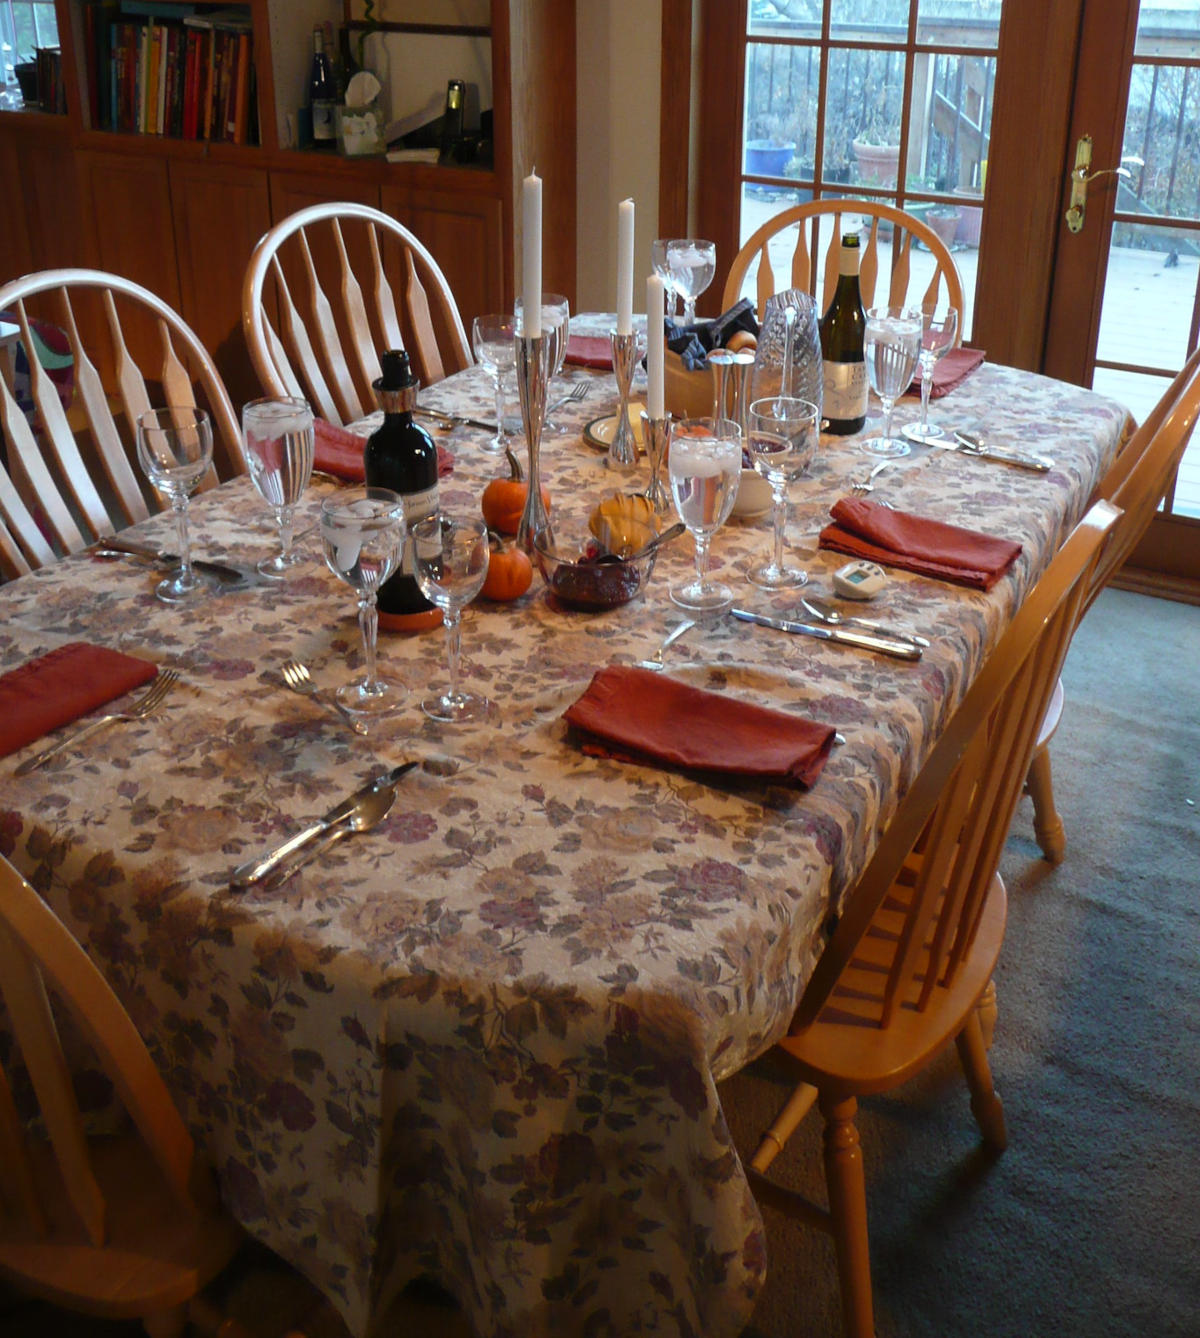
[{"x1": 731, "y1": 467, "x2": 773, "y2": 519}]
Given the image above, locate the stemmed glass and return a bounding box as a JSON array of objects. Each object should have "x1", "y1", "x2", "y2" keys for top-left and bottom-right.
[
  {"x1": 668, "y1": 416, "x2": 742, "y2": 614},
  {"x1": 242, "y1": 396, "x2": 314, "y2": 577},
  {"x1": 471, "y1": 314, "x2": 517, "y2": 454},
  {"x1": 862, "y1": 305, "x2": 924, "y2": 458},
  {"x1": 413, "y1": 514, "x2": 495, "y2": 724},
  {"x1": 135, "y1": 406, "x2": 216, "y2": 604},
  {"x1": 651, "y1": 239, "x2": 679, "y2": 319},
  {"x1": 902, "y1": 306, "x2": 960, "y2": 446},
  {"x1": 515, "y1": 293, "x2": 571, "y2": 433},
  {"x1": 666, "y1": 239, "x2": 717, "y2": 325},
  {"x1": 746, "y1": 396, "x2": 820, "y2": 589},
  {"x1": 320, "y1": 488, "x2": 407, "y2": 718}
]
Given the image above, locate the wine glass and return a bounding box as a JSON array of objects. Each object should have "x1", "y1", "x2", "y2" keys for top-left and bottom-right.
[
  {"x1": 242, "y1": 396, "x2": 314, "y2": 577},
  {"x1": 320, "y1": 488, "x2": 407, "y2": 718},
  {"x1": 651, "y1": 239, "x2": 680, "y2": 320},
  {"x1": 746, "y1": 396, "x2": 820, "y2": 589},
  {"x1": 135, "y1": 406, "x2": 216, "y2": 604},
  {"x1": 668, "y1": 416, "x2": 742, "y2": 614},
  {"x1": 902, "y1": 306, "x2": 960, "y2": 446},
  {"x1": 666, "y1": 239, "x2": 717, "y2": 325},
  {"x1": 413, "y1": 513, "x2": 495, "y2": 724},
  {"x1": 471, "y1": 314, "x2": 517, "y2": 455},
  {"x1": 862, "y1": 305, "x2": 923, "y2": 458},
  {"x1": 515, "y1": 293, "x2": 571, "y2": 433}
]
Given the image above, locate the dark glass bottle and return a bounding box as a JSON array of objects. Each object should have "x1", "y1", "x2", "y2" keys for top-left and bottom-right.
[
  {"x1": 308, "y1": 27, "x2": 336, "y2": 146},
  {"x1": 364, "y1": 350, "x2": 442, "y2": 631},
  {"x1": 439, "y1": 79, "x2": 466, "y2": 163},
  {"x1": 336, "y1": 27, "x2": 359, "y2": 101},
  {"x1": 819, "y1": 232, "x2": 868, "y2": 435}
]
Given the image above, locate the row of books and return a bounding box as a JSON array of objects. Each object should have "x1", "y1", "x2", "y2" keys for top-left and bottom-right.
[
  {"x1": 34, "y1": 47, "x2": 68, "y2": 115},
  {"x1": 83, "y1": 3, "x2": 258, "y2": 145}
]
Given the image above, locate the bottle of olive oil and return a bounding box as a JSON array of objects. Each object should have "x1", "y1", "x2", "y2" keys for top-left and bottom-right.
[{"x1": 819, "y1": 233, "x2": 868, "y2": 434}]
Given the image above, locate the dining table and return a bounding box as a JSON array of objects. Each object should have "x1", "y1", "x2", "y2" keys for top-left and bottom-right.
[{"x1": 0, "y1": 315, "x2": 1130, "y2": 1338}]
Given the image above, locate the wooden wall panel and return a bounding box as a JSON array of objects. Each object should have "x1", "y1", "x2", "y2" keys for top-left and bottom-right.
[{"x1": 0, "y1": 131, "x2": 34, "y2": 285}]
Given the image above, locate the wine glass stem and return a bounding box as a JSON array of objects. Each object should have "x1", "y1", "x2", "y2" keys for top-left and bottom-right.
[
  {"x1": 882, "y1": 395, "x2": 896, "y2": 443},
  {"x1": 443, "y1": 607, "x2": 462, "y2": 702},
  {"x1": 359, "y1": 594, "x2": 380, "y2": 692},
  {"x1": 771, "y1": 488, "x2": 788, "y2": 571},
  {"x1": 277, "y1": 506, "x2": 294, "y2": 561},
  {"x1": 173, "y1": 495, "x2": 193, "y2": 584},
  {"x1": 683, "y1": 297, "x2": 697, "y2": 325},
  {"x1": 693, "y1": 533, "x2": 711, "y2": 591},
  {"x1": 492, "y1": 371, "x2": 505, "y2": 449},
  {"x1": 919, "y1": 352, "x2": 935, "y2": 431}
]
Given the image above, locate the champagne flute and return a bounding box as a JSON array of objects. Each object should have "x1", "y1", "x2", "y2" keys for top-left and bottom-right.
[
  {"x1": 861, "y1": 305, "x2": 923, "y2": 458},
  {"x1": 242, "y1": 396, "x2": 314, "y2": 577},
  {"x1": 746, "y1": 396, "x2": 820, "y2": 589},
  {"x1": 668, "y1": 416, "x2": 742, "y2": 614},
  {"x1": 666, "y1": 239, "x2": 717, "y2": 325},
  {"x1": 515, "y1": 293, "x2": 571, "y2": 432},
  {"x1": 413, "y1": 513, "x2": 495, "y2": 724},
  {"x1": 320, "y1": 488, "x2": 407, "y2": 717},
  {"x1": 902, "y1": 306, "x2": 960, "y2": 445},
  {"x1": 470, "y1": 314, "x2": 517, "y2": 454},
  {"x1": 135, "y1": 406, "x2": 216, "y2": 604}
]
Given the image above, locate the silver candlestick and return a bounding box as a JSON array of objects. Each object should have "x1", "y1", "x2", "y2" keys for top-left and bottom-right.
[
  {"x1": 607, "y1": 329, "x2": 640, "y2": 472},
  {"x1": 515, "y1": 333, "x2": 551, "y2": 554},
  {"x1": 640, "y1": 410, "x2": 672, "y2": 514}
]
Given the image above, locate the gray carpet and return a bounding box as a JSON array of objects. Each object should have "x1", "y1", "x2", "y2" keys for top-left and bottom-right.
[{"x1": 724, "y1": 587, "x2": 1200, "y2": 1337}]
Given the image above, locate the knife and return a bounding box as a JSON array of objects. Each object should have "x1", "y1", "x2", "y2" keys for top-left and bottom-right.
[
  {"x1": 414, "y1": 406, "x2": 498, "y2": 433},
  {"x1": 96, "y1": 536, "x2": 265, "y2": 588},
  {"x1": 940, "y1": 432, "x2": 1054, "y2": 473},
  {"x1": 799, "y1": 596, "x2": 932, "y2": 648},
  {"x1": 730, "y1": 608, "x2": 923, "y2": 661},
  {"x1": 228, "y1": 762, "x2": 418, "y2": 890}
]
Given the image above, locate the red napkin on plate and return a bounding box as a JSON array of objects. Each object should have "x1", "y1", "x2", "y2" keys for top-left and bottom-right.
[
  {"x1": 0, "y1": 642, "x2": 159, "y2": 760},
  {"x1": 563, "y1": 664, "x2": 836, "y2": 787},
  {"x1": 818, "y1": 497, "x2": 1021, "y2": 591},
  {"x1": 313, "y1": 419, "x2": 455, "y2": 482},
  {"x1": 564, "y1": 334, "x2": 612, "y2": 370},
  {"x1": 904, "y1": 346, "x2": 986, "y2": 400}
]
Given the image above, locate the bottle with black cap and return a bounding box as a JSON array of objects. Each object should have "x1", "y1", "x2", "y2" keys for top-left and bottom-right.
[{"x1": 364, "y1": 350, "x2": 443, "y2": 631}]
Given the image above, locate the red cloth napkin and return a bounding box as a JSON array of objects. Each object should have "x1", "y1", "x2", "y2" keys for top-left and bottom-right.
[
  {"x1": 313, "y1": 418, "x2": 454, "y2": 482},
  {"x1": 904, "y1": 346, "x2": 986, "y2": 400},
  {"x1": 818, "y1": 498, "x2": 1021, "y2": 591},
  {"x1": 564, "y1": 334, "x2": 612, "y2": 370},
  {"x1": 0, "y1": 643, "x2": 159, "y2": 760},
  {"x1": 563, "y1": 665, "x2": 836, "y2": 787}
]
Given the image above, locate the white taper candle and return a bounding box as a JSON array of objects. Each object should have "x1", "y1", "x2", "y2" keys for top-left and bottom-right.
[
  {"x1": 522, "y1": 171, "x2": 542, "y2": 338},
  {"x1": 616, "y1": 198, "x2": 634, "y2": 335},
  {"x1": 647, "y1": 273, "x2": 665, "y2": 420}
]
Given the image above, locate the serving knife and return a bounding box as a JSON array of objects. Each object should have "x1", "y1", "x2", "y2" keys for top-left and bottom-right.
[
  {"x1": 730, "y1": 608, "x2": 923, "y2": 661},
  {"x1": 938, "y1": 431, "x2": 1053, "y2": 473},
  {"x1": 228, "y1": 761, "x2": 418, "y2": 890},
  {"x1": 414, "y1": 406, "x2": 498, "y2": 433},
  {"x1": 95, "y1": 536, "x2": 265, "y2": 588}
]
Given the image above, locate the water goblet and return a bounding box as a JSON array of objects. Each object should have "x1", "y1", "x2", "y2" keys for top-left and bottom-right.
[
  {"x1": 515, "y1": 292, "x2": 571, "y2": 432},
  {"x1": 666, "y1": 239, "x2": 717, "y2": 325},
  {"x1": 413, "y1": 513, "x2": 495, "y2": 724},
  {"x1": 746, "y1": 396, "x2": 820, "y2": 589},
  {"x1": 242, "y1": 396, "x2": 314, "y2": 577},
  {"x1": 471, "y1": 314, "x2": 517, "y2": 454},
  {"x1": 862, "y1": 305, "x2": 923, "y2": 458},
  {"x1": 651, "y1": 239, "x2": 680, "y2": 319},
  {"x1": 902, "y1": 306, "x2": 960, "y2": 446},
  {"x1": 320, "y1": 488, "x2": 407, "y2": 718},
  {"x1": 135, "y1": 406, "x2": 216, "y2": 604},
  {"x1": 668, "y1": 416, "x2": 742, "y2": 615}
]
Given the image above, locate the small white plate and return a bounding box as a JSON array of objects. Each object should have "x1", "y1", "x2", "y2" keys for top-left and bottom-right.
[{"x1": 582, "y1": 405, "x2": 647, "y2": 452}]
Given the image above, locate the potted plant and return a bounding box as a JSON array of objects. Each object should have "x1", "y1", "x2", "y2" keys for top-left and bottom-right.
[
  {"x1": 850, "y1": 83, "x2": 902, "y2": 187},
  {"x1": 744, "y1": 113, "x2": 796, "y2": 181}
]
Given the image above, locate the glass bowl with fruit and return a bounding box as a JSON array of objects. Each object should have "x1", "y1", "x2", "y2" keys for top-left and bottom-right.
[{"x1": 532, "y1": 493, "x2": 666, "y2": 611}]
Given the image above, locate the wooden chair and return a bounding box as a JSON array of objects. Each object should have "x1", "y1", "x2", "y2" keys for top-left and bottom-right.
[
  {"x1": 0, "y1": 269, "x2": 243, "y2": 582},
  {"x1": 740, "y1": 499, "x2": 1121, "y2": 1338},
  {"x1": 1025, "y1": 344, "x2": 1200, "y2": 861},
  {"x1": 0, "y1": 854, "x2": 243, "y2": 1336},
  {"x1": 242, "y1": 201, "x2": 472, "y2": 426},
  {"x1": 721, "y1": 199, "x2": 964, "y2": 325}
]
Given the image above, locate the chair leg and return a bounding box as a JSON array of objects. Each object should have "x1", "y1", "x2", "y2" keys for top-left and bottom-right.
[
  {"x1": 819, "y1": 1090, "x2": 875, "y2": 1338},
  {"x1": 955, "y1": 1010, "x2": 1008, "y2": 1153},
  {"x1": 750, "y1": 1081, "x2": 819, "y2": 1173},
  {"x1": 1026, "y1": 743, "x2": 1065, "y2": 864},
  {"x1": 977, "y1": 977, "x2": 998, "y2": 1050}
]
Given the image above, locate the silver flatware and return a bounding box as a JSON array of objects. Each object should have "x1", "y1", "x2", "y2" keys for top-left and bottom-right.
[
  {"x1": 94, "y1": 537, "x2": 265, "y2": 588},
  {"x1": 280, "y1": 659, "x2": 369, "y2": 736},
  {"x1": 261, "y1": 785, "x2": 397, "y2": 888},
  {"x1": 596, "y1": 521, "x2": 687, "y2": 565},
  {"x1": 941, "y1": 431, "x2": 1053, "y2": 472},
  {"x1": 799, "y1": 595, "x2": 931, "y2": 648},
  {"x1": 850, "y1": 460, "x2": 896, "y2": 493},
  {"x1": 14, "y1": 669, "x2": 181, "y2": 776},
  {"x1": 637, "y1": 618, "x2": 697, "y2": 671},
  {"x1": 546, "y1": 381, "x2": 591, "y2": 415},
  {"x1": 730, "y1": 607, "x2": 923, "y2": 661},
  {"x1": 414, "y1": 406, "x2": 498, "y2": 433},
  {"x1": 228, "y1": 761, "x2": 419, "y2": 890}
]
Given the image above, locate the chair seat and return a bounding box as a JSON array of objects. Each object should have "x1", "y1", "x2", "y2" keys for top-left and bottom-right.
[
  {"x1": 775, "y1": 870, "x2": 1007, "y2": 1096},
  {"x1": 0, "y1": 1133, "x2": 241, "y2": 1319}
]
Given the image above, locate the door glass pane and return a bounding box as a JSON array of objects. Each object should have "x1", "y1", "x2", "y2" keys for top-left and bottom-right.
[
  {"x1": 828, "y1": 0, "x2": 909, "y2": 44},
  {"x1": 1122, "y1": 62, "x2": 1200, "y2": 221},
  {"x1": 827, "y1": 47, "x2": 908, "y2": 186},
  {"x1": 744, "y1": 41, "x2": 820, "y2": 186},
  {"x1": 916, "y1": 0, "x2": 1002, "y2": 48},
  {"x1": 1097, "y1": 222, "x2": 1199, "y2": 370},
  {"x1": 1135, "y1": 2, "x2": 1200, "y2": 56}
]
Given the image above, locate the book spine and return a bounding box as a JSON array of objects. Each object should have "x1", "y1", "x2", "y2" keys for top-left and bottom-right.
[
  {"x1": 155, "y1": 24, "x2": 168, "y2": 133},
  {"x1": 202, "y1": 28, "x2": 217, "y2": 139},
  {"x1": 181, "y1": 30, "x2": 198, "y2": 139},
  {"x1": 229, "y1": 31, "x2": 249, "y2": 142}
]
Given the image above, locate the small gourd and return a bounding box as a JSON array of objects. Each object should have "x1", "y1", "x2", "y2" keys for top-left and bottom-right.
[
  {"x1": 481, "y1": 447, "x2": 552, "y2": 536},
  {"x1": 481, "y1": 530, "x2": 533, "y2": 601}
]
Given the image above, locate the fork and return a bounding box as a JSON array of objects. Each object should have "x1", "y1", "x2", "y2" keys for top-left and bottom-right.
[
  {"x1": 850, "y1": 460, "x2": 895, "y2": 493},
  {"x1": 14, "y1": 669, "x2": 181, "y2": 776},
  {"x1": 546, "y1": 380, "x2": 591, "y2": 417},
  {"x1": 280, "y1": 659, "x2": 369, "y2": 736},
  {"x1": 637, "y1": 619, "x2": 696, "y2": 671}
]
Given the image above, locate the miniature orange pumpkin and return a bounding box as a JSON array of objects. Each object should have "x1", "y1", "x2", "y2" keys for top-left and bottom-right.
[
  {"x1": 481, "y1": 531, "x2": 533, "y2": 601},
  {"x1": 481, "y1": 447, "x2": 551, "y2": 535}
]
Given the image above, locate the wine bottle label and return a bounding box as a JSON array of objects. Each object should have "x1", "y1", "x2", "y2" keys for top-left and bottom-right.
[
  {"x1": 312, "y1": 101, "x2": 335, "y2": 140},
  {"x1": 399, "y1": 483, "x2": 440, "y2": 576},
  {"x1": 823, "y1": 359, "x2": 867, "y2": 420}
]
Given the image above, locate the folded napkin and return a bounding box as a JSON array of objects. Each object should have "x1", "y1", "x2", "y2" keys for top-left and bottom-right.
[
  {"x1": 564, "y1": 334, "x2": 613, "y2": 370},
  {"x1": 313, "y1": 418, "x2": 455, "y2": 482},
  {"x1": 563, "y1": 664, "x2": 836, "y2": 787},
  {"x1": 818, "y1": 497, "x2": 1021, "y2": 591},
  {"x1": 0, "y1": 642, "x2": 159, "y2": 760},
  {"x1": 905, "y1": 346, "x2": 986, "y2": 400}
]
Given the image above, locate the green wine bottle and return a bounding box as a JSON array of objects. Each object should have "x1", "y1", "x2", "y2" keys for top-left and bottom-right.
[{"x1": 819, "y1": 233, "x2": 868, "y2": 434}]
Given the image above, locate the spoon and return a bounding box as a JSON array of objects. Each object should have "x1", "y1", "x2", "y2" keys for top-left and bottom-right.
[
  {"x1": 799, "y1": 595, "x2": 931, "y2": 648},
  {"x1": 262, "y1": 785, "x2": 396, "y2": 888},
  {"x1": 596, "y1": 521, "x2": 687, "y2": 565}
]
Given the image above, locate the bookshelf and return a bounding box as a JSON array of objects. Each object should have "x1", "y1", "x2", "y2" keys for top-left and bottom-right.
[{"x1": 0, "y1": 0, "x2": 575, "y2": 408}]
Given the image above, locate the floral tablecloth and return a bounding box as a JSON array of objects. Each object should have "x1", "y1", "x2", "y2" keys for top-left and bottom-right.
[{"x1": 0, "y1": 329, "x2": 1129, "y2": 1338}]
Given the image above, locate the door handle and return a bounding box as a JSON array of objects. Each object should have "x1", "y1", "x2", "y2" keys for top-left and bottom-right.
[{"x1": 1065, "y1": 135, "x2": 1143, "y2": 234}]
